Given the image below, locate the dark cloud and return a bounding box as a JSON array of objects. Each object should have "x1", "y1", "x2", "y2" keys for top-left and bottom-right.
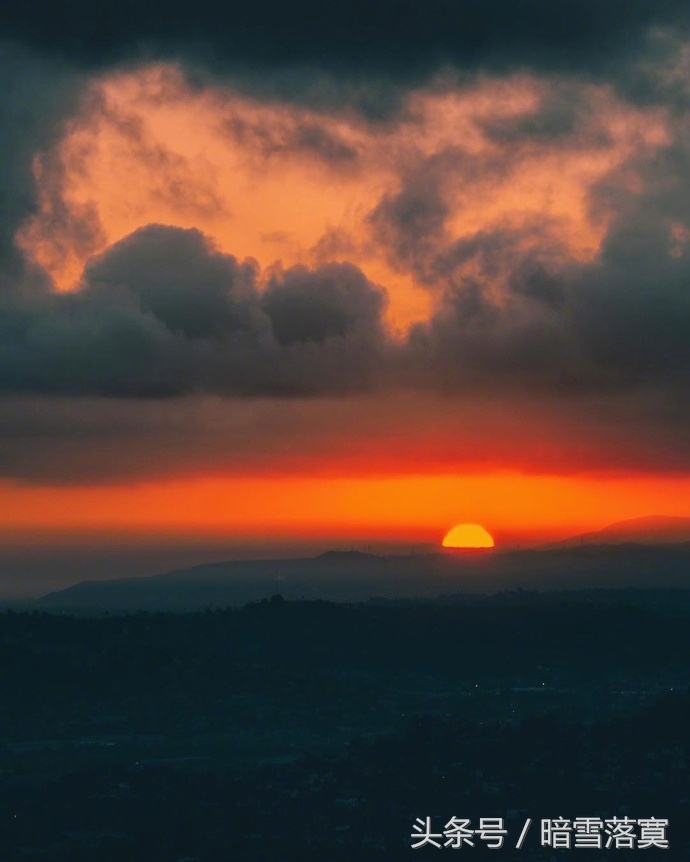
[
  {"x1": 406, "y1": 212, "x2": 690, "y2": 397},
  {"x1": 0, "y1": 43, "x2": 84, "y2": 290},
  {"x1": 405, "y1": 266, "x2": 575, "y2": 393},
  {"x1": 367, "y1": 86, "x2": 631, "y2": 292},
  {"x1": 83, "y1": 225, "x2": 260, "y2": 340},
  {"x1": 2, "y1": 0, "x2": 689, "y2": 88},
  {"x1": 368, "y1": 150, "x2": 463, "y2": 284},
  {"x1": 370, "y1": 155, "x2": 566, "y2": 291},
  {"x1": 479, "y1": 84, "x2": 586, "y2": 144},
  {"x1": 1, "y1": 205, "x2": 690, "y2": 480},
  {"x1": 2, "y1": 197, "x2": 690, "y2": 407},
  {"x1": 1, "y1": 387, "x2": 689, "y2": 486},
  {"x1": 570, "y1": 219, "x2": 690, "y2": 389},
  {"x1": 262, "y1": 263, "x2": 385, "y2": 346},
  {"x1": 365, "y1": 89, "x2": 690, "y2": 402},
  {"x1": 2, "y1": 10, "x2": 690, "y2": 484},
  {"x1": 508, "y1": 260, "x2": 565, "y2": 309},
  {"x1": 371, "y1": 181, "x2": 447, "y2": 275},
  {"x1": 222, "y1": 115, "x2": 359, "y2": 166},
  {"x1": 0, "y1": 224, "x2": 389, "y2": 398}
]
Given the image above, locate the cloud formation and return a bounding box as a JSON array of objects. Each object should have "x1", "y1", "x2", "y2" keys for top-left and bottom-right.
[
  {"x1": 3, "y1": 0, "x2": 689, "y2": 88},
  {"x1": 3, "y1": 7, "x2": 690, "y2": 487},
  {"x1": 0, "y1": 43, "x2": 83, "y2": 292},
  {"x1": 0, "y1": 225, "x2": 389, "y2": 397}
]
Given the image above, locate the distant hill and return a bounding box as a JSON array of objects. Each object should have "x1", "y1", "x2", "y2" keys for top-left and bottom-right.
[
  {"x1": 27, "y1": 542, "x2": 690, "y2": 613},
  {"x1": 540, "y1": 515, "x2": 690, "y2": 549}
]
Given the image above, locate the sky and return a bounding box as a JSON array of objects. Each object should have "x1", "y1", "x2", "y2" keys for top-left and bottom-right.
[{"x1": 3, "y1": 1, "x2": 690, "y2": 589}]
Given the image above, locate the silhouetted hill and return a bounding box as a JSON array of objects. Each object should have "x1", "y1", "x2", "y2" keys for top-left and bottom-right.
[
  {"x1": 541, "y1": 515, "x2": 690, "y2": 548},
  {"x1": 28, "y1": 543, "x2": 690, "y2": 612},
  {"x1": 316, "y1": 550, "x2": 379, "y2": 560}
]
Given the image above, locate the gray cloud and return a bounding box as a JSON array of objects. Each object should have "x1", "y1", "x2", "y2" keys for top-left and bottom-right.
[
  {"x1": 4, "y1": 0, "x2": 689, "y2": 95},
  {"x1": 262, "y1": 263, "x2": 385, "y2": 346},
  {"x1": 83, "y1": 225, "x2": 261, "y2": 340},
  {"x1": 2, "y1": 26, "x2": 690, "y2": 483},
  {"x1": 478, "y1": 82, "x2": 590, "y2": 145},
  {"x1": 2, "y1": 188, "x2": 690, "y2": 407},
  {"x1": 1, "y1": 387, "x2": 689, "y2": 486},
  {"x1": 0, "y1": 224, "x2": 389, "y2": 398},
  {"x1": 222, "y1": 114, "x2": 360, "y2": 166},
  {"x1": 405, "y1": 212, "x2": 690, "y2": 398},
  {"x1": 2, "y1": 205, "x2": 690, "y2": 482},
  {"x1": 0, "y1": 43, "x2": 84, "y2": 292}
]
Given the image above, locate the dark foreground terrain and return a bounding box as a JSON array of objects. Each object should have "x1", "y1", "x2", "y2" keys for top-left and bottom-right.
[{"x1": 1, "y1": 591, "x2": 688, "y2": 859}]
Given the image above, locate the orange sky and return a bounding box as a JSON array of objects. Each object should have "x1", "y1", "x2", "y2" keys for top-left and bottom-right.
[
  {"x1": 6, "y1": 62, "x2": 689, "y2": 547},
  {"x1": 17, "y1": 65, "x2": 669, "y2": 330},
  {"x1": 5, "y1": 472, "x2": 690, "y2": 549}
]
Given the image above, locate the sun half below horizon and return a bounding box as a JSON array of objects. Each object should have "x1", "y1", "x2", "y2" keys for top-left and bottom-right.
[{"x1": 442, "y1": 523, "x2": 495, "y2": 550}]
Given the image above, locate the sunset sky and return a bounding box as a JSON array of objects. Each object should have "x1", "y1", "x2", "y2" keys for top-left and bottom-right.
[{"x1": 3, "y1": 1, "x2": 690, "y2": 590}]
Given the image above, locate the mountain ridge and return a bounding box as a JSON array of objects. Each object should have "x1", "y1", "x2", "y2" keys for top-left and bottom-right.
[
  {"x1": 26, "y1": 540, "x2": 690, "y2": 613},
  {"x1": 538, "y1": 515, "x2": 690, "y2": 549}
]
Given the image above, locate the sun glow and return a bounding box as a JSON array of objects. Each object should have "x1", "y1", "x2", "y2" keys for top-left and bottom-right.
[{"x1": 442, "y1": 523, "x2": 495, "y2": 549}]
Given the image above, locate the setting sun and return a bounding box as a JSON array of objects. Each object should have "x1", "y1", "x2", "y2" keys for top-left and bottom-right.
[{"x1": 442, "y1": 523, "x2": 495, "y2": 549}]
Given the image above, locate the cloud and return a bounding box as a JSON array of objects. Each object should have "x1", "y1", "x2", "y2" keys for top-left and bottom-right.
[
  {"x1": 262, "y1": 262, "x2": 385, "y2": 346},
  {"x1": 0, "y1": 224, "x2": 389, "y2": 397},
  {"x1": 0, "y1": 43, "x2": 84, "y2": 291},
  {"x1": 222, "y1": 113, "x2": 360, "y2": 166},
  {"x1": 83, "y1": 224, "x2": 260, "y2": 340},
  {"x1": 3, "y1": 65, "x2": 689, "y2": 413},
  {"x1": 404, "y1": 213, "x2": 690, "y2": 400},
  {"x1": 1, "y1": 388, "x2": 690, "y2": 486},
  {"x1": 2, "y1": 199, "x2": 690, "y2": 483},
  {"x1": 2, "y1": 24, "x2": 690, "y2": 485},
  {"x1": 3, "y1": 0, "x2": 689, "y2": 91}
]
